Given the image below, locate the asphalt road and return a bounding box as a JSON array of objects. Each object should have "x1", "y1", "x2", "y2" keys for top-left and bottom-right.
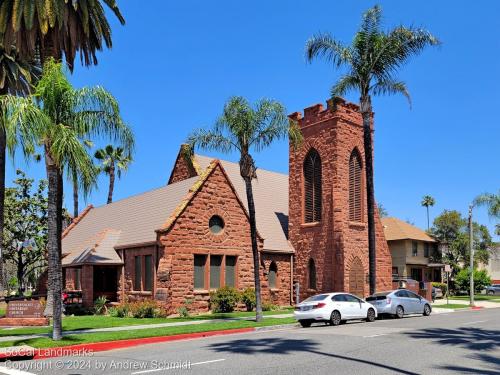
[{"x1": 2, "y1": 308, "x2": 499, "y2": 375}]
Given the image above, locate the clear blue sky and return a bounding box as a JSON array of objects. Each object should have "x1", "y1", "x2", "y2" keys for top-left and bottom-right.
[{"x1": 8, "y1": 0, "x2": 499, "y2": 239}]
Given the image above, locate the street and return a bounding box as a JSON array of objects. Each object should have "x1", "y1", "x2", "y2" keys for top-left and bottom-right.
[{"x1": 2, "y1": 308, "x2": 499, "y2": 375}]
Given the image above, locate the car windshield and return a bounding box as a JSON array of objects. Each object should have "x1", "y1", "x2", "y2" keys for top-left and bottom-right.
[{"x1": 302, "y1": 294, "x2": 329, "y2": 303}]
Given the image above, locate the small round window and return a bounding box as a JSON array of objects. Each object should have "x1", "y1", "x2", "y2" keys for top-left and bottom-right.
[{"x1": 209, "y1": 215, "x2": 225, "y2": 234}]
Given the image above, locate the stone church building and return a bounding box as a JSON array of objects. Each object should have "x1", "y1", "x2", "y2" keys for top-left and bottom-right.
[{"x1": 61, "y1": 97, "x2": 392, "y2": 312}]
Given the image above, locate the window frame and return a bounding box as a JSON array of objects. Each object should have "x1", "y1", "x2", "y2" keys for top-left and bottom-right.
[
  {"x1": 424, "y1": 242, "x2": 430, "y2": 257},
  {"x1": 412, "y1": 241, "x2": 418, "y2": 257},
  {"x1": 303, "y1": 149, "x2": 322, "y2": 223},
  {"x1": 194, "y1": 254, "x2": 238, "y2": 291},
  {"x1": 268, "y1": 261, "x2": 278, "y2": 289},
  {"x1": 194, "y1": 254, "x2": 207, "y2": 290},
  {"x1": 210, "y1": 255, "x2": 223, "y2": 289},
  {"x1": 134, "y1": 256, "x2": 142, "y2": 291},
  {"x1": 308, "y1": 258, "x2": 317, "y2": 290},
  {"x1": 349, "y1": 149, "x2": 363, "y2": 222}
]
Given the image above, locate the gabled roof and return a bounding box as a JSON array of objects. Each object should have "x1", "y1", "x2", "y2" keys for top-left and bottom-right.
[
  {"x1": 194, "y1": 155, "x2": 291, "y2": 252},
  {"x1": 382, "y1": 217, "x2": 436, "y2": 242},
  {"x1": 62, "y1": 229, "x2": 123, "y2": 266},
  {"x1": 62, "y1": 152, "x2": 293, "y2": 263},
  {"x1": 62, "y1": 176, "x2": 197, "y2": 257}
]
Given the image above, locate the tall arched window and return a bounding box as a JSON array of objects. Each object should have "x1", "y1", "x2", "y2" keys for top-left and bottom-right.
[
  {"x1": 303, "y1": 149, "x2": 322, "y2": 222},
  {"x1": 349, "y1": 149, "x2": 363, "y2": 222},
  {"x1": 308, "y1": 258, "x2": 316, "y2": 290},
  {"x1": 268, "y1": 261, "x2": 278, "y2": 289}
]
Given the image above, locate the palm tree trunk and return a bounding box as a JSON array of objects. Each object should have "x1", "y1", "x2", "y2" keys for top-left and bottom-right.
[
  {"x1": 0, "y1": 118, "x2": 6, "y2": 296},
  {"x1": 107, "y1": 162, "x2": 115, "y2": 204},
  {"x1": 43, "y1": 145, "x2": 63, "y2": 340},
  {"x1": 243, "y1": 176, "x2": 263, "y2": 322},
  {"x1": 73, "y1": 173, "x2": 79, "y2": 219},
  {"x1": 360, "y1": 96, "x2": 377, "y2": 296},
  {"x1": 426, "y1": 206, "x2": 430, "y2": 231}
]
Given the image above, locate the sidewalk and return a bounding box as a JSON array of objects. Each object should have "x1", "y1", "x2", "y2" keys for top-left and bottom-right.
[
  {"x1": 0, "y1": 313, "x2": 293, "y2": 343},
  {"x1": 432, "y1": 298, "x2": 500, "y2": 309}
]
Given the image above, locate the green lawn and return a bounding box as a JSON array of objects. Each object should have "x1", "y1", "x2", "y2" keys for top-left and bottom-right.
[
  {"x1": 0, "y1": 309, "x2": 292, "y2": 337},
  {"x1": 432, "y1": 303, "x2": 469, "y2": 309},
  {"x1": 450, "y1": 295, "x2": 500, "y2": 302},
  {"x1": 0, "y1": 317, "x2": 297, "y2": 349}
]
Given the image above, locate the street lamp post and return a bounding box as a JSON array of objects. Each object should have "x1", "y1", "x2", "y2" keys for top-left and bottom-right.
[{"x1": 469, "y1": 204, "x2": 475, "y2": 307}]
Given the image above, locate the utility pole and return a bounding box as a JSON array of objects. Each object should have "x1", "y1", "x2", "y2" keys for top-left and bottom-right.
[{"x1": 469, "y1": 204, "x2": 475, "y2": 307}]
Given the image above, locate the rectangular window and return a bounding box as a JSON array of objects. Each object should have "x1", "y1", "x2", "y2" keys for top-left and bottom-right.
[
  {"x1": 392, "y1": 267, "x2": 398, "y2": 277},
  {"x1": 412, "y1": 241, "x2": 418, "y2": 257},
  {"x1": 424, "y1": 243, "x2": 430, "y2": 257},
  {"x1": 210, "y1": 255, "x2": 222, "y2": 289},
  {"x1": 134, "y1": 256, "x2": 142, "y2": 290},
  {"x1": 75, "y1": 268, "x2": 81, "y2": 290},
  {"x1": 194, "y1": 255, "x2": 206, "y2": 289},
  {"x1": 144, "y1": 255, "x2": 153, "y2": 291},
  {"x1": 225, "y1": 256, "x2": 237, "y2": 287},
  {"x1": 411, "y1": 268, "x2": 423, "y2": 282}
]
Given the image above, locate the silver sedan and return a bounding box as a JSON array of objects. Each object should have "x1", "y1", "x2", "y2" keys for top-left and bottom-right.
[{"x1": 366, "y1": 289, "x2": 432, "y2": 318}]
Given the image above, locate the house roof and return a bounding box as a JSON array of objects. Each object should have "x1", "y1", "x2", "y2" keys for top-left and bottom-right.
[
  {"x1": 194, "y1": 155, "x2": 291, "y2": 252},
  {"x1": 62, "y1": 152, "x2": 293, "y2": 264},
  {"x1": 62, "y1": 176, "x2": 198, "y2": 258},
  {"x1": 62, "y1": 229, "x2": 124, "y2": 266},
  {"x1": 382, "y1": 217, "x2": 436, "y2": 242}
]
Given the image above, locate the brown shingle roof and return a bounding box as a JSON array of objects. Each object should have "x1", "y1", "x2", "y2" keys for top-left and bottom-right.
[
  {"x1": 382, "y1": 217, "x2": 436, "y2": 242},
  {"x1": 194, "y1": 155, "x2": 292, "y2": 252},
  {"x1": 62, "y1": 229, "x2": 123, "y2": 266},
  {"x1": 62, "y1": 153, "x2": 293, "y2": 262},
  {"x1": 62, "y1": 176, "x2": 198, "y2": 258}
]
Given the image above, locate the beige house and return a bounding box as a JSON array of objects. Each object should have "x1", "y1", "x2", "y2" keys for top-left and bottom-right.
[
  {"x1": 484, "y1": 244, "x2": 500, "y2": 284},
  {"x1": 382, "y1": 217, "x2": 443, "y2": 282}
]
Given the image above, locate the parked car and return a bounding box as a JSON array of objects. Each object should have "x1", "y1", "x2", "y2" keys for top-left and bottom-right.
[
  {"x1": 366, "y1": 289, "x2": 432, "y2": 318},
  {"x1": 294, "y1": 292, "x2": 377, "y2": 327},
  {"x1": 432, "y1": 287, "x2": 443, "y2": 300},
  {"x1": 486, "y1": 284, "x2": 500, "y2": 295}
]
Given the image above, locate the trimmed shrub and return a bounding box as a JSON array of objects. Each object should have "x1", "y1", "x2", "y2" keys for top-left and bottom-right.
[
  {"x1": 262, "y1": 302, "x2": 278, "y2": 311},
  {"x1": 210, "y1": 286, "x2": 240, "y2": 313},
  {"x1": 130, "y1": 300, "x2": 165, "y2": 318},
  {"x1": 177, "y1": 298, "x2": 193, "y2": 318},
  {"x1": 432, "y1": 282, "x2": 447, "y2": 295},
  {"x1": 240, "y1": 288, "x2": 256, "y2": 312},
  {"x1": 108, "y1": 303, "x2": 130, "y2": 318}
]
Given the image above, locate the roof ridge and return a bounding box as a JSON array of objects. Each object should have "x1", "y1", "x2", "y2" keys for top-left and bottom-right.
[{"x1": 194, "y1": 153, "x2": 288, "y2": 178}]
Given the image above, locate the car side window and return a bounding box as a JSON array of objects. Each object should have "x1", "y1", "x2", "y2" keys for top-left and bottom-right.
[
  {"x1": 344, "y1": 294, "x2": 359, "y2": 303},
  {"x1": 332, "y1": 294, "x2": 347, "y2": 302},
  {"x1": 407, "y1": 291, "x2": 420, "y2": 299},
  {"x1": 395, "y1": 290, "x2": 407, "y2": 298}
]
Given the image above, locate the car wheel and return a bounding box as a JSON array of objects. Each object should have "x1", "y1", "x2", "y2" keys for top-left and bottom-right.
[
  {"x1": 330, "y1": 310, "x2": 341, "y2": 326},
  {"x1": 395, "y1": 305, "x2": 404, "y2": 319},
  {"x1": 366, "y1": 308, "x2": 376, "y2": 322},
  {"x1": 423, "y1": 304, "x2": 431, "y2": 316},
  {"x1": 299, "y1": 320, "x2": 312, "y2": 328}
]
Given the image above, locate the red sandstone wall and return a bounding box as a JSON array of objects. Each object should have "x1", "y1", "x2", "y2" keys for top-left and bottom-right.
[
  {"x1": 158, "y1": 164, "x2": 291, "y2": 313},
  {"x1": 167, "y1": 147, "x2": 198, "y2": 184},
  {"x1": 289, "y1": 98, "x2": 392, "y2": 300}
]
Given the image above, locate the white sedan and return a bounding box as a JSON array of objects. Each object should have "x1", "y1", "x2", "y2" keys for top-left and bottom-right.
[{"x1": 294, "y1": 292, "x2": 378, "y2": 327}]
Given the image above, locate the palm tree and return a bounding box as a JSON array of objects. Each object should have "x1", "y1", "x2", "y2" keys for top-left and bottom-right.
[
  {"x1": 6, "y1": 59, "x2": 133, "y2": 340},
  {"x1": 421, "y1": 195, "x2": 436, "y2": 230},
  {"x1": 94, "y1": 145, "x2": 132, "y2": 204},
  {"x1": 474, "y1": 191, "x2": 500, "y2": 236},
  {"x1": 306, "y1": 5, "x2": 439, "y2": 294},
  {"x1": 0, "y1": 46, "x2": 36, "y2": 294},
  {"x1": 0, "y1": 0, "x2": 125, "y2": 69},
  {"x1": 0, "y1": 0, "x2": 125, "y2": 340},
  {"x1": 187, "y1": 96, "x2": 301, "y2": 321}
]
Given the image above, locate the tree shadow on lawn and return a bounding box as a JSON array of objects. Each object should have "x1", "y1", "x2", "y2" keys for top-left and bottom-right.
[
  {"x1": 208, "y1": 337, "x2": 418, "y2": 374},
  {"x1": 404, "y1": 327, "x2": 500, "y2": 373}
]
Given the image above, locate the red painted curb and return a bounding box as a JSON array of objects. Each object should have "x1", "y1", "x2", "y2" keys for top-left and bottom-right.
[
  {"x1": 33, "y1": 327, "x2": 255, "y2": 359},
  {"x1": 471, "y1": 306, "x2": 484, "y2": 310}
]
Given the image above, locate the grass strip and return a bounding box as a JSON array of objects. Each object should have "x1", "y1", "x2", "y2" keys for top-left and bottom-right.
[{"x1": 0, "y1": 317, "x2": 296, "y2": 349}]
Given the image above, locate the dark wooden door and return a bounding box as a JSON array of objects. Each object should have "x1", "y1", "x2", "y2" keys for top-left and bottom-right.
[{"x1": 349, "y1": 258, "x2": 365, "y2": 298}]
